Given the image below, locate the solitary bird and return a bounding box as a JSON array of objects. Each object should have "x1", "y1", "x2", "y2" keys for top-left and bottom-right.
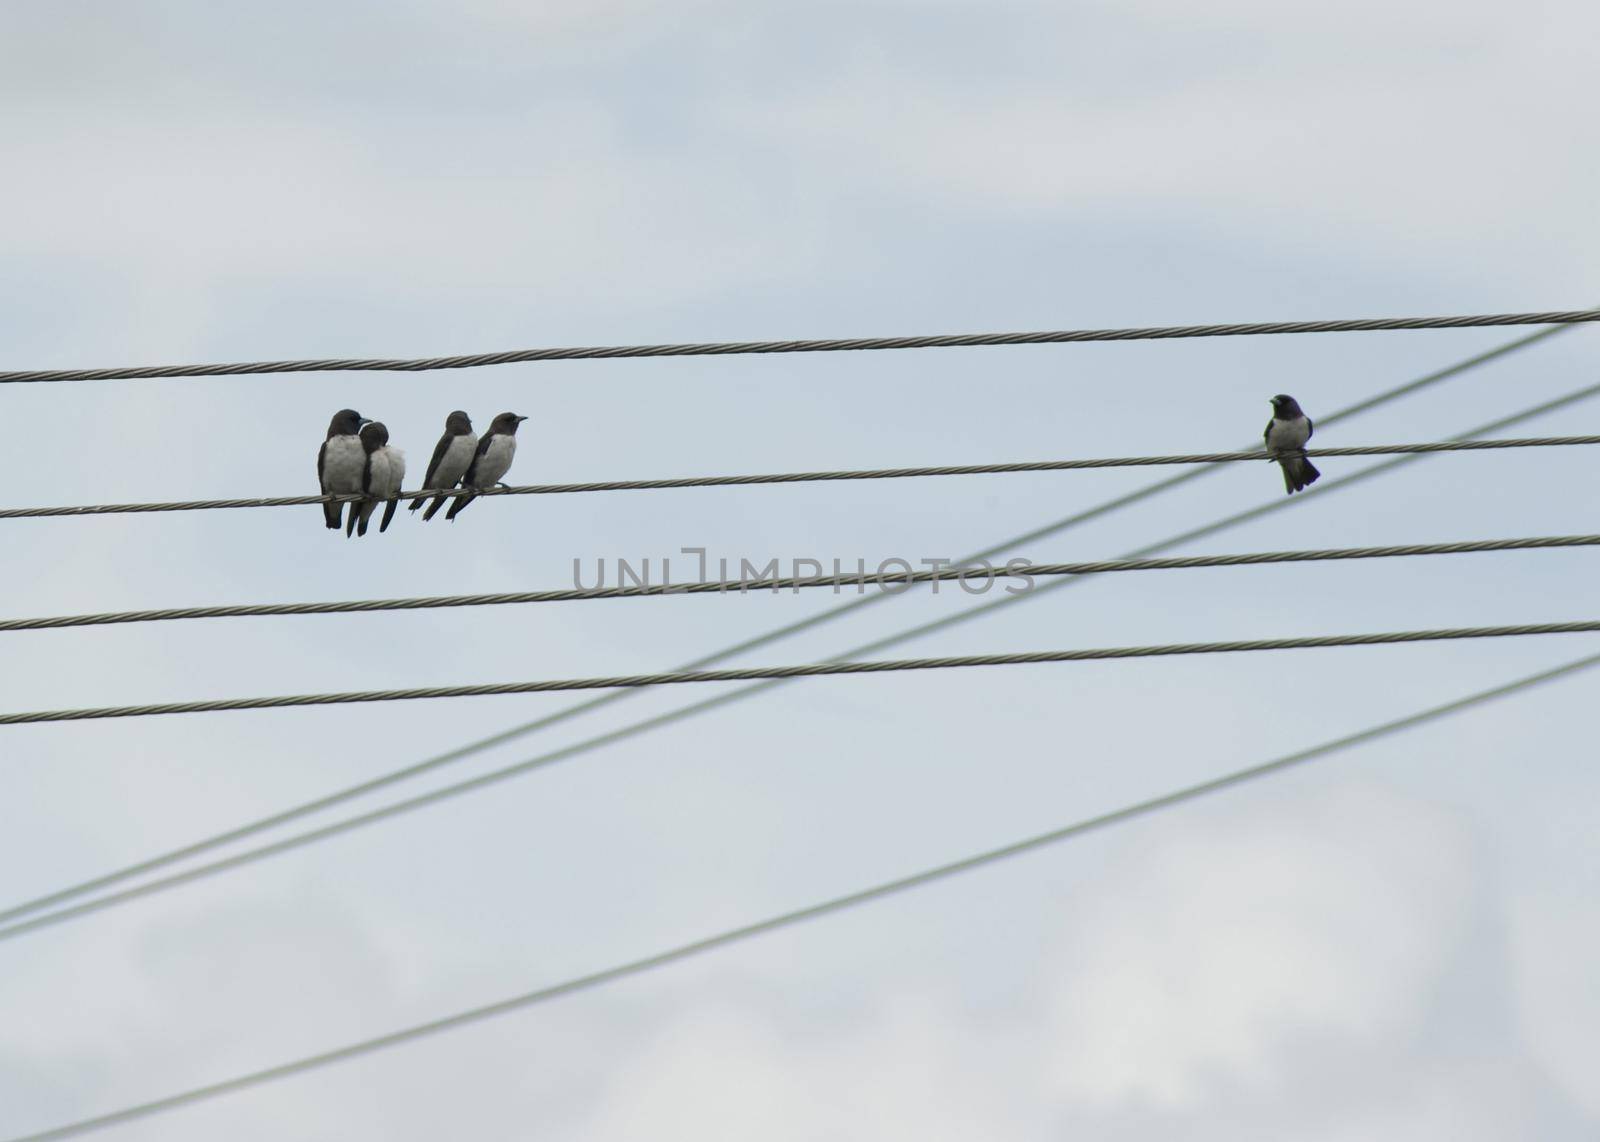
[
  {"x1": 351, "y1": 421, "x2": 407, "y2": 537},
  {"x1": 1264, "y1": 394, "x2": 1320, "y2": 494},
  {"x1": 318, "y1": 409, "x2": 367, "y2": 531},
  {"x1": 446, "y1": 412, "x2": 527, "y2": 521},
  {"x1": 410, "y1": 411, "x2": 478, "y2": 522}
]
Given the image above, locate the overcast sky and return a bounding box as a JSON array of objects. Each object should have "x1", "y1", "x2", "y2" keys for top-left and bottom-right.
[{"x1": 4, "y1": 1, "x2": 1600, "y2": 1138}]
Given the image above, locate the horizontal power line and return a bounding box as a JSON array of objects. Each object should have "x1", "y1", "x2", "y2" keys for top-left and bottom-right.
[
  {"x1": 5, "y1": 433, "x2": 1600, "y2": 521},
  {"x1": 3, "y1": 349, "x2": 1580, "y2": 936},
  {"x1": 10, "y1": 649, "x2": 1595, "y2": 1142},
  {"x1": 1, "y1": 309, "x2": 1596, "y2": 386},
  {"x1": 4, "y1": 370, "x2": 1594, "y2": 942},
  {"x1": 4, "y1": 620, "x2": 1600, "y2": 726},
  {"x1": 4, "y1": 532, "x2": 1599, "y2": 634}
]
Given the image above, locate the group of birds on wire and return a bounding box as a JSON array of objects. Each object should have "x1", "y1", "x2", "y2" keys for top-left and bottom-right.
[
  {"x1": 315, "y1": 393, "x2": 1319, "y2": 539},
  {"x1": 317, "y1": 409, "x2": 528, "y2": 536}
]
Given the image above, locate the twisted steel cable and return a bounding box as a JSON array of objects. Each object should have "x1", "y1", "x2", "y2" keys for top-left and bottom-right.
[
  {"x1": 2, "y1": 533, "x2": 1598, "y2": 634},
  {"x1": 8, "y1": 651, "x2": 1597, "y2": 1142},
  {"x1": 4, "y1": 433, "x2": 1600, "y2": 520},
  {"x1": 1, "y1": 309, "x2": 1596, "y2": 385},
  {"x1": 3, "y1": 620, "x2": 1598, "y2": 725}
]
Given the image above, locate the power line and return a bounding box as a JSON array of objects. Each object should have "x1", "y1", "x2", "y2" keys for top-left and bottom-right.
[
  {"x1": 4, "y1": 350, "x2": 1585, "y2": 934},
  {"x1": 3, "y1": 620, "x2": 1599, "y2": 727},
  {"x1": 9, "y1": 649, "x2": 1595, "y2": 1142},
  {"x1": 4, "y1": 532, "x2": 1599, "y2": 634},
  {"x1": 1, "y1": 308, "x2": 1595, "y2": 386},
  {"x1": 6, "y1": 433, "x2": 1600, "y2": 521}
]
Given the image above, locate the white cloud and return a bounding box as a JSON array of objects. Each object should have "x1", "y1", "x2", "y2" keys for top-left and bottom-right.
[
  {"x1": 1508, "y1": 795, "x2": 1600, "y2": 1117},
  {"x1": 1046, "y1": 784, "x2": 1473, "y2": 1107},
  {"x1": 0, "y1": 104, "x2": 814, "y2": 304},
  {"x1": 705, "y1": 0, "x2": 1600, "y2": 288},
  {"x1": 580, "y1": 996, "x2": 1039, "y2": 1142}
]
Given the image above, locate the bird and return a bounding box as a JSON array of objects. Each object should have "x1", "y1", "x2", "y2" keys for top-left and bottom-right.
[
  {"x1": 1264, "y1": 394, "x2": 1320, "y2": 494},
  {"x1": 318, "y1": 409, "x2": 367, "y2": 531},
  {"x1": 351, "y1": 421, "x2": 407, "y2": 537},
  {"x1": 446, "y1": 412, "x2": 528, "y2": 521},
  {"x1": 410, "y1": 411, "x2": 478, "y2": 522}
]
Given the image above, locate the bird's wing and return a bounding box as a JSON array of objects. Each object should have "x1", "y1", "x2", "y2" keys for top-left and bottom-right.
[
  {"x1": 421, "y1": 432, "x2": 454, "y2": 490},
  {"x1": 1305, "y1": 417, "x2": 1314, "y2": 441},
  {"x1": 464, "y1": 432, "x2": 495, "y2": 483},
  {"x1": 317, "y1": 439, "x2": 330, "y2": 489},
  {"x1": 1263, "y1": 419, "x2": 1274, "y2": 449},
  {"x1": 362, "y1": 454, "x2": 374, "y2": 495}
]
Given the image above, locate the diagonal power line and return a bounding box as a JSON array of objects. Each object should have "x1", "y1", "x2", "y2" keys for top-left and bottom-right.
[
  {"x1": 0, "y1": 308, "x2": 1593, "y2": 385},
  {"x1": 0, "y1": 321, "x2": 1578, "y2": 929},
  {"x1": 9, "y1": 648, "x2": 1597, "y2": 1142},
  {"x1": 3, "y1": 372, "x2": 1597, "y2": 941}
]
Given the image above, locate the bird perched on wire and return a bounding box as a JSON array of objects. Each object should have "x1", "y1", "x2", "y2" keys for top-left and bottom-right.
[
  {"x1": 446, "y1": 412, "x2": 528, "y2": 521},
  {"x1": 318, "y1": 409, "x2": 368, "y2": 531},
  {"x1": 351, "y1": 421, "x2": 407, "y2": 537},
  {"x1": 1264, "y1": 394, "x2": 1320, "y2": 494},
  {"x1": 410, "y1": 410, "x2": 478, "y2": 522}
]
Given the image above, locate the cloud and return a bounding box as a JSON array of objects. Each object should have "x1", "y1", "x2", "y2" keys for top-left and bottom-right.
[
  {"x1": 701, "y1": 0, "x2": 1600, "y2": 288},
  {"x1": 1045, "y1": 783, "x2": 1474, "y2": 1108},
  {"x1": 579, "y1": 995, "x2": 1042, "y2": 1142},
  {"x1": 0, "y1": 103, "x2": 812, "y2": 304},
  {"x1": 1508, "y1": 794, "x2": 1600, "y2": 1117}
]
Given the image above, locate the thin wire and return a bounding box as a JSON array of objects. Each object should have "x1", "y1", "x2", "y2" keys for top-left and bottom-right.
[
  {"x1": 4, "y1": 533, "x2": 1599, "y2": 634},
  {"x1": 0, "y1": 309, "x2": 1594, "y2": 386},
  {"x1": 6, "y1": 433, "x2": 1600, "y2": 520},
  {"x1": 10, "y1": 649, "x2": 1595, "y2": 1142},
  {"x1": 3, "y1": 620, "x2": 1599, "y2": 726},
  {"x1": 2, "y1": 332, "x2": 1580, "y2": 932}
]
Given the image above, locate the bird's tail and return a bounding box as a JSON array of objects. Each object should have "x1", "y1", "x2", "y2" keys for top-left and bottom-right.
[
  {"x1": 1279, "y1": 455, "x2": 1321, "y2": 494},
  {"x1": 349, "y1": 501, "x2": 366, "y2": 538},
  {"x1": 323, "y1": 498, "x2": 343, "y2": 530},
  {"x1": 420, "y1": 495, "x2": 448, "y2": 522},
  {"x1": 379, "y1": 497, "x2": 400, "y2": 533},
  {"x1": 445, "y1": 490, "x2": 476, "y2": 521},
  {"x1": 358, "y1": 497, "x2": 387, "y2": 537},
  {"x1": 407, "y1": 495, "x2": 427, "y2": 513}
]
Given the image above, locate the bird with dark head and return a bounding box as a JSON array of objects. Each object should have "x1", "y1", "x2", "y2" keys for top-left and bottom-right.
[
  {"x1": 317, "y1": 408, "x2": 367, "y2": 530},
  {"x1": 350, "y1": 421, "x2": 407, "y2": 537},
  {"x1": 446, "y1": 412, "x2": 528, "y2": 521},
  {"x1": 1263, "y1": 394, "x2": 1320, "y2": 494},
  {"x1": 411, "y1": 410, "x2": 478, "y2": 522}
]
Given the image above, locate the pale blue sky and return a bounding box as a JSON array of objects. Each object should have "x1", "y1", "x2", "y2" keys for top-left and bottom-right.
[{"x1": 3, "y1": 1, "x2": 1599, "y2": 1138}]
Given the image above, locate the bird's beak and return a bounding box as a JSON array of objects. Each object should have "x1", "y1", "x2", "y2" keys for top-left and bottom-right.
[
  {"x1": 360, "y1": 418, "x2": 374, "y2": 426},
  {"x1": 516, "y1": 416, "x2": 529, "y2": 423}
]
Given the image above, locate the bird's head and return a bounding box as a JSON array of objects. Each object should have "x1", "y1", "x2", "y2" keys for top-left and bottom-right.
[
  {"x1": 359, "y1": 421, "x2": 390, "y2": 452},
  {"x1": 445, "y1": 410, "x2": 474, "y2": 434},
  {"x1": 327, "y1": 408, "x2": 365, "y2": 437},
  {"x1": 491, "y1": 412, "x2": 529, "y2": 435},
  {"x1": 1269, "y1": 394, "x2": 1302, "y2": 417}
]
